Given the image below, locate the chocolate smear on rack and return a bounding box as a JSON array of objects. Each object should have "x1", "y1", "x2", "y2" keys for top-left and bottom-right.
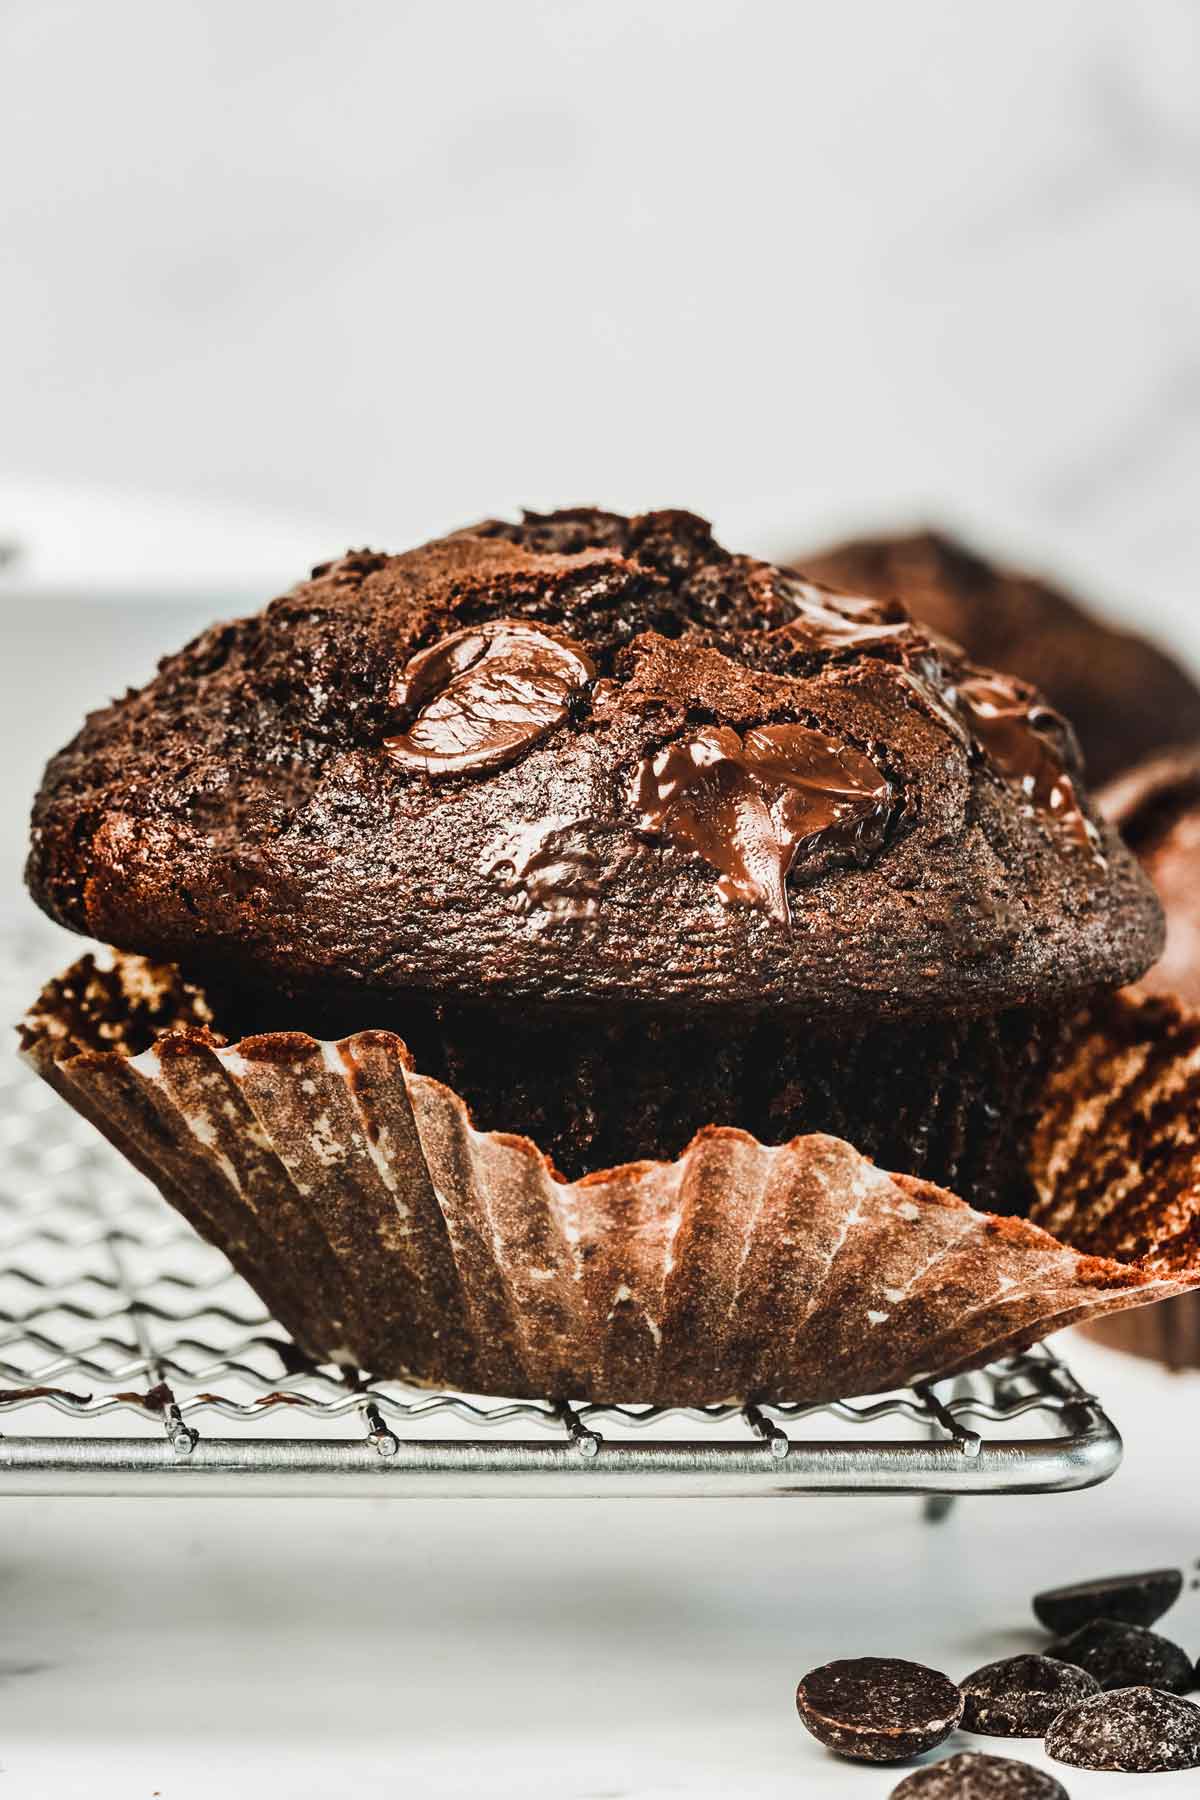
[
  {"x1": 631, "y1": 722, "x2": 895, "y2": 924},
  {"x1": 384, "y1": 619, "x2": 596, "y2": 775},
  {"x1": 1047, "y1": 1618, "x2": 1194, "y2": 1694},
  {"x1": 953, "y1": 672, "x2": 1101, "y2": 857}
]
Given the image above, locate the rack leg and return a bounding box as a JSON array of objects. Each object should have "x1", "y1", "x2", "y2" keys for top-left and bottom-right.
[{"x1": 919, "y1": 1368, "x2": 979, "y2": 1522}]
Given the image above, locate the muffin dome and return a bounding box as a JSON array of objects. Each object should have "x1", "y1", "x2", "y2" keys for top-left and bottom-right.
[
  {"x1": 797, "y1": 527, "x2": 1200, "y2": 787},
  {"x1": 28, "y1": 508, "x2": 1160, "y2": 1021}
]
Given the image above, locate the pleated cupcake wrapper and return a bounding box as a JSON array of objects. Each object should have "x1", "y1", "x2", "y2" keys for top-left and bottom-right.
[{"x1": 21, "y1": 961, "x2": 1200, "y2": 1403}]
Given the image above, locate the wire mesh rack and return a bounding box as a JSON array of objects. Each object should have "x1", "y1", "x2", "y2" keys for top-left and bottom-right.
[{"x1": 0, "y1": 922, "x2": 1122, "y2": 1498}]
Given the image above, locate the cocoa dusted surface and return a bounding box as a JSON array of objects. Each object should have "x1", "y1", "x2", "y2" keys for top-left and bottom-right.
[
  {"x1": 28, "y1": 509, "x2": 1159, "y2": 1024},
  {"x1": 796, "y1": 528, "x2": 1200, "y2": 787},
  {"x1": 1045, "y1": 1686, "x2": 1200, "y2": 1774},
  {"x1": 795, "y1": 1656, "x2": 964, "y2": 1763},
  {"x1": 957, "y1": 1654, "x2": 1098, "y2": 1737},
  {"x1": 889, "y1": 1754, "x2": 1069, "y2": 1798}
]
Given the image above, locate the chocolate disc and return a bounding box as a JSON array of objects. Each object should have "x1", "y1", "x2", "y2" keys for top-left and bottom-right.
[
  {"x1": 770, "y1": 571, "x2": 913, "y2": 652},
  {"x1": 1048, "y1": 1618, "x2": 1194, "y2": 1694},
  {"x1": 889, "y1": 1750, "x2": 1069, "y2": 1798},
  {"x1": 384, "y1": 619, "x2": 595, "y2": 775},
  {"x1": 795, "y1": 1656, "x2": 963, "y2": 1763},
  {"x1": 1033, "y1": 1566, "x2": 1183, "y2": 1635},
  {"x1": 952, "y1": 672, "x2": 1100, "y2": 858},
  {"x1": 1046, "y1": 1684, "x2": 1200, "y2": 1773},
  {"x1": 959, "y1": 1653, "x2": 1098, "y2": 1737}
]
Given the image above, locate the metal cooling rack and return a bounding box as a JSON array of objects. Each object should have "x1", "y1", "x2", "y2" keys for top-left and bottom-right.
[{"x1": 0, "y1": 924, "x2": 1122, "y2": 1499}]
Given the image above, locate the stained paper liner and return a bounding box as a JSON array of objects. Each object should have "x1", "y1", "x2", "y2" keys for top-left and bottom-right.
[{"x1": 19, "y1": 957, "x2": 1200, "y2": 1404}]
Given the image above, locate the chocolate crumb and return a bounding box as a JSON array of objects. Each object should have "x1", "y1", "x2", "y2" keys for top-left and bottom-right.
[
  {"x1": 889, "y1": 1750, "x2": 1070, "y2": 1798},
  {"x1": 1048, "y1": 1618, "x2": 1194, "y2": 1695},
  {"x1": 959, "y1": 1654, "x2": 1098, "y2": 1737},
  {"x1": 1046, "y1": 1684, "x2": 1200, "y2": 1773},
  {"x1": 795, "y1": 1656, "x2": 963, "y2": 1762},
  {"x1": 1033, "y1": 1567, "x2": 1183, "y2": 1634}
]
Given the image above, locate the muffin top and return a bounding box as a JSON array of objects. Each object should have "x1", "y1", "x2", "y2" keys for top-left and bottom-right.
[
  {"x1": 797, "y1": 528, "x2": 1200, "y2": 786},
  {"x1": 27, "y1": 508, "x2": 1161, "y2": 1021}
]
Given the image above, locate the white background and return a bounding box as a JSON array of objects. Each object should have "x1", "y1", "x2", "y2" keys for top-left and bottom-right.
[
  {"x1": 3, "y1": 5, "x2": 1200, "y2": 1796},
  {"x1": 3, "y1": 1, "x2": 1200, "y2": 611}
]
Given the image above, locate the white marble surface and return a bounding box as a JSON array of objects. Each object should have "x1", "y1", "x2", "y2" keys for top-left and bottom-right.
[{"x1": 0, "y1": 1336, "x2": 1195, "y2": 1798}]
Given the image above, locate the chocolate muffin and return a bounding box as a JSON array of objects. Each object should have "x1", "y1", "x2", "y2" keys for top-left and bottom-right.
[
  {"x1": 27, "y1": 509, "x2": 1157, "y2": 1213},
  {"x1": 1083, "y1": 746, "x2": 1200, "y2": 1369},
  {"x1": 795, "y1": 529, "x2": 1200, "y2": 786},
  {"x1": 1101, "y1": 747, "x2": 1200, "y2": 1007},
  {"x1": 24, "y1": 509, "x2": 1199, "y2": 1402}
]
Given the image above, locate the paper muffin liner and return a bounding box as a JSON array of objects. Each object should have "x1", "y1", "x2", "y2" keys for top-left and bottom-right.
[{"x1": 19, "y1": 956, "x2": 1200, "y2": 1404}]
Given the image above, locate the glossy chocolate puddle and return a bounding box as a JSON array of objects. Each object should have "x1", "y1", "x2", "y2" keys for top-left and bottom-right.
[
  {"x1": 630, "y1": 722, "x2": 896, "y2": 924},
  {"x1": 384, "y1": 619, "x2": 595, "y2": 775},
  {"x1": 952, "y1": 673, "x2": 1102, "y2": 858}
]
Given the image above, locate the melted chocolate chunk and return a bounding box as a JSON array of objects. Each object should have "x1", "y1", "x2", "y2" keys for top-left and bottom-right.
[
  {"x1": 953, "y1": 673, "x2": 1100, "y2": 857},
  {"x1": 1046, "y1": 1685, "x2": 1200, "y2": 1773},
  {"x1": 896, "y1": 651, "x2": 973, "y2": 749},
  {"x1": 482, "y1": 817, "x2": 636, "y2": 922},
  {"x1": 795, "y1": 1656, "x2": 964, "y2": 1763},
  {"x1": 889, "y1": 1752, "x2": 1069, "y2": 1799},
  {"x1": 1033, "y1": 1567, "x2": 1183, "y2": 1635},
  {"x1": 631, "y1": 722, "x2": 895, "y2": 924},
  {"x1": 384, "y1": 620, "x2": 595, "y2": 775},
  {"x1": 959, "y1": 1654, "x2": 1098, "y2": 1736},
  {"x1": 771, "y1": 571, "x2": 912, "y2": 651},
  {"x1": 1048, "y1": 1619, "x2": 1194, "y2": 1694}
]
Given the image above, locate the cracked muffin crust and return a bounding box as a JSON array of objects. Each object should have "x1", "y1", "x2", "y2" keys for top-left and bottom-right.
[
  {"x1": 795, "y1": 527, "x2": 1200, "y2": 787},
  {"x1": 28, "y1": 509, "x2": 1159, "y2": 1027}
]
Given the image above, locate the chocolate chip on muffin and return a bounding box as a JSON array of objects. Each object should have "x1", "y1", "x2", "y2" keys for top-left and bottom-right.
[
  {"x1": 795, "y1": 528, "x2": 1200, "y2": 786},
  {"x1": 795, "y1": 1656, "x2": 964, "y2": 1762},
  {"x1": 1033, "y1": 1568, "x2": 1183, "y2": 1636}
]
